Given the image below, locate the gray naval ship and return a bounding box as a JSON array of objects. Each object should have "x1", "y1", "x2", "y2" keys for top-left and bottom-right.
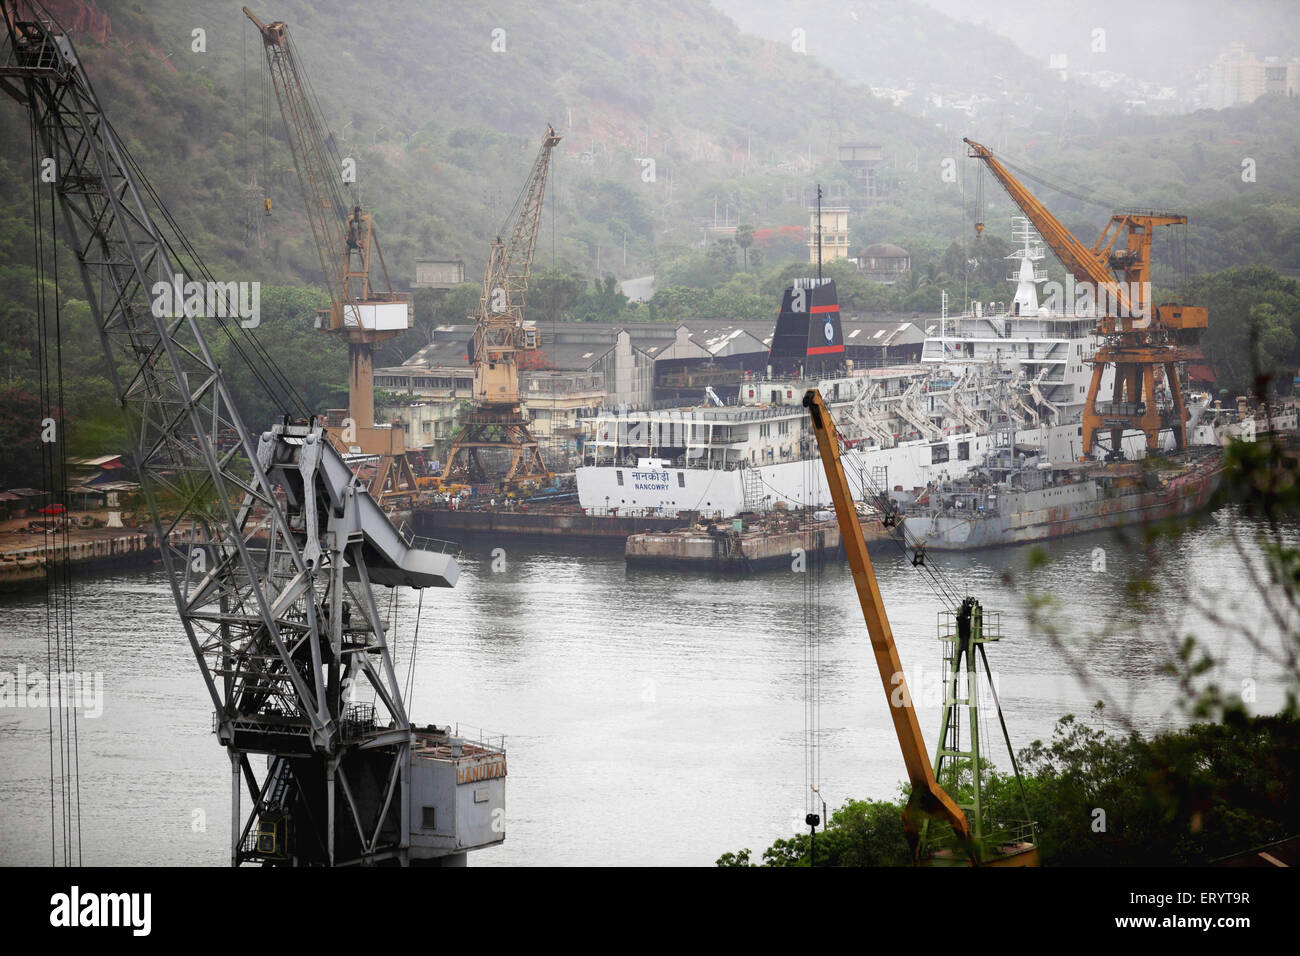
[{"x1": 900, "y1": 381, "x2": 1224, "y2": 551}]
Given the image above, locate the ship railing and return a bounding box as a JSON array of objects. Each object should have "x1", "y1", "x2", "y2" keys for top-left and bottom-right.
[
  {"x1": 590, "y1": 404, "x2": 796, "y2": 422},
  {"x1": 395, "y1": 520, "x2": 461, "y2": 557},
  {"x1": 454, "y1": 722, "x2": 506, "y2": 754},
  {"x1": 585, "y1": 505, "x2": 687, "y2": 518},
  {"x1": 586, "y1": 455, "x2": 749, "y2": 472}
]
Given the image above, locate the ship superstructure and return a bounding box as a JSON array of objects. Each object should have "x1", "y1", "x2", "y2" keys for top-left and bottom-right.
[{"x1": 575, "y1": 220, "x2": 1213, "y2": 520}]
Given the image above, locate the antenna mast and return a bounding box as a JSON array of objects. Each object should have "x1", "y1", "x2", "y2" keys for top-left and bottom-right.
[{"x1": 816, "y1": 183, "x2": 823, "y2": 283}]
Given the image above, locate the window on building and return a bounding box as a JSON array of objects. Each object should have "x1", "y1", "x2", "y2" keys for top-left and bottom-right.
[
  {"x1": 677, "y1": 472, "x2": 685, "y2": 488},
  {"x1": 616, "y1": 470, "x2": 624, "y2": 486},
  {"x1": 421, "y1": 806, "x2": 437, "y2": 830},
  {"x1": 932, "y1": 443, "x2": 950, "y2": 464}
]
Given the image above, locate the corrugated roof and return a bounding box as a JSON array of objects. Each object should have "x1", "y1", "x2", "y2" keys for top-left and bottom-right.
[{"x1": 391, "y1": 316, "x2": 928, "y2": 372}]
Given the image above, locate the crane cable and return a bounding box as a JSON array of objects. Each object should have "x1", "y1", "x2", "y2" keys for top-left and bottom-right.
[
  {"x1": 802, "y1": 443, "x2": 821, "y2": 841},
  {"x1": 985, "y1": 150, "x2": 1113, "y2": 212},
  {"x1": 113, "y1": 130, "x2": 311, "y2": 420},
  {"x1": 29, "y1": 102, "x2": 82, "y2": 867},
  {"x1": 751, "y1": 455, "x2": 968, "y2": 611},
  {"x1": 403, "y1": 588, "x2": 425, "y2": 708},
  {"x1": 285, "y1": 27, "x2": 355, "y2": 221},
  {"x1": 838, "y1": 443, "x2": 967, "y2": 610}
]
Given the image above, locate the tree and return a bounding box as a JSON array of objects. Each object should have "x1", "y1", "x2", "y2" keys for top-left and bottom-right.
[
  {"x1": 1182, "y1": 266, "x2": 1300, "y2": 398},
  {"x1": 717, "y1": 711, "x2": 1300, "y2": 866},
  {"x1": 735, "y1": 223, "x2": 755, "y2": 271},
  {"x1": 571, "y1": 274, "x2": 629, "y2": 322},
  {"x1": 0, "y1": 386, "x2": 55, "y2": 488},
  {"x1": 706, "y1": 238, "x2": 739, "y2": 283},
  {"x1": 210, "y1": 285, "x2": 347, "y2": 426},
  {"x1": 526, "y1": 268, "x2": 587, "y2": 323}
]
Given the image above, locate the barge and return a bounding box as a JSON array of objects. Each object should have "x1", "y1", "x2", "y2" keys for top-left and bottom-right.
[{"x1": 625, "y1": 510, "x2": 898, "y2": 573}]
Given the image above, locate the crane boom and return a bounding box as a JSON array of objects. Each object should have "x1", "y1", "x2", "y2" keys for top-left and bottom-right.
[
  {"x1": 440, "y1": 125, "x2": 560, "y2": 489},
  {"x1": 245, "y1": 7, "x2": 415, "y2": 501},
  {"x1": 802, "y1": 389, "x2": 971, "y2": 860},
  {"x1": 963, "y1": 137, "x2": 1207, "y2": 457},
  {"x1": 963, "y1": 137, "x2": 1132, "y2": 314},
  {"x1": 2, "y1": 0, "x2": 505, "y2": 867},
  {"x1": 472, "y1": 125, "x2": 561, "y2": 408}
]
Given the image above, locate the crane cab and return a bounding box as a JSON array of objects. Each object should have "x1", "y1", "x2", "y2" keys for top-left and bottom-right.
[{"x1": 408, "y1": 726, "x2": 506, "y2": 866}]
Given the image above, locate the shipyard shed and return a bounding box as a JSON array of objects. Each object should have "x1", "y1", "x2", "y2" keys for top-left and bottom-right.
[{"x1": 375, "y1": 316, "x2": 931, "y2": 454}]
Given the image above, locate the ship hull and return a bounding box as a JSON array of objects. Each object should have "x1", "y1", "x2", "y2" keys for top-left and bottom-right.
[
  {"x1": 904, "y1": 457, "x2": 1223, "y2": 550},
  {"x1": 575, "y1": 418, "x2": 1165, "y2": 519}
]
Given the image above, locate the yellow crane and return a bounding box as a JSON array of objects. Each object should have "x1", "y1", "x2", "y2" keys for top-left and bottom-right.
[
  {"x1": 964, "y1": 138, "x2": 1207, "y2": 458},
  {"x1": 439, "y1": 126, "x2": 561, "y2": 491},
  {"x1": 245, "y1": 7, "x2": 417, "y2": 503},
  {"x1": 804, "y1": 388, "x2": 1037, "y2": 866}
]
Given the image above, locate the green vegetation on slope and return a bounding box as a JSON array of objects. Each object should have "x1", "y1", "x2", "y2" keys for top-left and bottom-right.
[{"x1": 718, "y1": 709, "x2": 1300, "y2": 866}]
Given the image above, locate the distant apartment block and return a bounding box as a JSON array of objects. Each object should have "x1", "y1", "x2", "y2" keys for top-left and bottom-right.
[{"x1": 1209, "y1": 43, "x2": 1300, "y2": 108}]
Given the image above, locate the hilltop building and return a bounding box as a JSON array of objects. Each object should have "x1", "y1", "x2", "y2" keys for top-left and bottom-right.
[
  {"x1": 856, "y1": 243, "x2": 912, "y2": 284},
  {"x1": 808, "y1": 205, "x2": 850, "y2": 263}
]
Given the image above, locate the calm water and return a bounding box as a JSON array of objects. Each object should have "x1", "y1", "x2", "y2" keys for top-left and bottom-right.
[{"x1": 1, "y1": 508, "x2": 1294, "y2": 866}]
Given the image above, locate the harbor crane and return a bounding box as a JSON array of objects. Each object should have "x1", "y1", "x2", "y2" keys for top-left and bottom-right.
[
  {"x1": 963, "y1": 139, "x2": 1207, "y2": 459},
  {"x1": 4, "y1": 0, "x2": 504, "y2": 865},
  {"x1": 245, "y1": 7, "x2": 418, "y2": 504},
  {"x1": 804, "y1": 388, "x2": 1037, "y2": 865},
  {"x1": 439, "y1": 125, "x2": 561, "y2": 490}
]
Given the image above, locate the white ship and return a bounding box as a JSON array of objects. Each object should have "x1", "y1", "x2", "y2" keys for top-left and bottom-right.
[{"x1": 575, "y1": 220, "x2": 1213, "y2": 519}]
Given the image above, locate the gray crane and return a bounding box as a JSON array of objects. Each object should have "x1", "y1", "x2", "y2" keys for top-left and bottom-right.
[{"x1": 1, "y1": 0, "x2": 504, "y2": 866}]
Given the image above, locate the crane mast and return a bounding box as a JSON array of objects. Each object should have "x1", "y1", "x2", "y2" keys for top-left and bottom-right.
[
  {"x1": 802, "y1": 391, "x2": 971, "y2": 861},
  {"x1": 963, "y1": 138, "x2": 1207, "y2": 458},
  {"x1": 440, "y1": 125, "x2": 561, "y2": 490},
  {"x1": 4, "y1": 0, "x2": 503, "y2": 866},
  {"x1": 803, "y1": 388, "x2": 1037, "y2": 865},
  {"x1": 245, "y1": 7, "x2": 417, "y2": 503}
]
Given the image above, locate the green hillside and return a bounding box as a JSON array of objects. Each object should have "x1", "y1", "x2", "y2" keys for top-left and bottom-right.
[{"x1": 3, "y1": 0, "x2": 1300, "y2": 483}]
